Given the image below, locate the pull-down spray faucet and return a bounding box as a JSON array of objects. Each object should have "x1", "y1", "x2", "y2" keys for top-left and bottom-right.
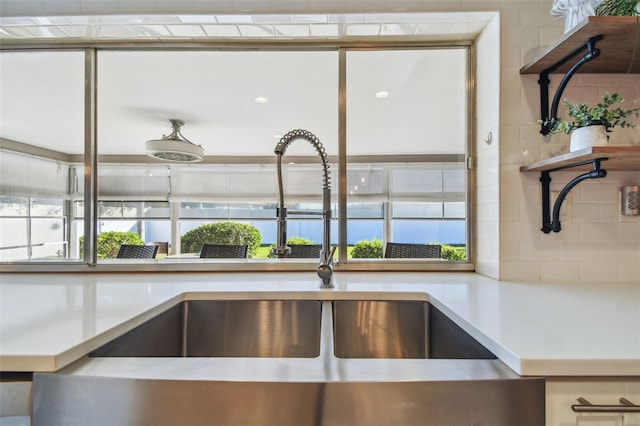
[{"x1": 273, "y1": 129, "x2": 336, "y2": 288}]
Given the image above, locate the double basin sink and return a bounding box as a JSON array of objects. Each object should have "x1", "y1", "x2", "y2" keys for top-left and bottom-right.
[
  {"x1": 88, "y1": 298, "x2": 496, "y2": 360},
  {"x1": 33, "y1": 294, "x2": 545, "y2": 426}
]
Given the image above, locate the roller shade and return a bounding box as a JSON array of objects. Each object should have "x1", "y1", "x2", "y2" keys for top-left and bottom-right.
[
  {"x1": 95, "y1": 165, "x2": 170, "y2": 200},
  {"x1": 0, "y1": 150, "x2": 70, "y2": 198}
]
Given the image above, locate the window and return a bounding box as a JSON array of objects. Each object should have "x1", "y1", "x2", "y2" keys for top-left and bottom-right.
[
  {"x1": 1, "y1": 46, "x2": 471, "y2": 268},
  {"x1": 346, "y1": 49, "x2": 468, "y2": 260},
  {"x1": 0, "y1": 50, "x2": 84, "y2": 262},
  {"x1": 0, "y1": 195, "x2": 67, "y2": 261}
]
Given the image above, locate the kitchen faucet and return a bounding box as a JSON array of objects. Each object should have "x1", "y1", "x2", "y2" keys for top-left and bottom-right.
[{"x1": 273, "y1": 129, "x2": 336, "y2": 288}]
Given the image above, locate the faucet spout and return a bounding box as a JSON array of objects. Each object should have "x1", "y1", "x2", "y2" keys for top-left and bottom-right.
[{"x1": 273, "y1": 129, "x2": 334, "y2": 288}]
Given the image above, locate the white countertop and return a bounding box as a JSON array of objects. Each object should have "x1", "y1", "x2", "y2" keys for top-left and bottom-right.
[{"x1": 0, "y1": 272, "x2": 638, "y2": 377}]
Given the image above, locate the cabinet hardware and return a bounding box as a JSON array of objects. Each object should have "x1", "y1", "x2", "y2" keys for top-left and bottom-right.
[{"x1": 572, "y1": 396, "x2": 640, "y2": 413}]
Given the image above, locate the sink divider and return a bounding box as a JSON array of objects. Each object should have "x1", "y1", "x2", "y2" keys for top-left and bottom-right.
[
  {"x1": 181, "y1": 301, "x2": 189, "y2": 357},
  {"x1": 319, "y1": 301, "x2": 335, "y2": 359}
]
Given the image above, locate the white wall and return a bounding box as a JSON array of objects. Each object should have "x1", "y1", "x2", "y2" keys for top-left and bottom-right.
[{"x1": 475, "y1": 13, "x2": 501, "y2": 279}]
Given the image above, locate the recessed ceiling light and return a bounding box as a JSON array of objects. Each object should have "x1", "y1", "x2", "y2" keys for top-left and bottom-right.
[
  {"x1": 255, "y1": 97, "x2": 269, "y2": 104},
  {"x1": 375, "y1": 91, "x2": 389, "y2": 99}
]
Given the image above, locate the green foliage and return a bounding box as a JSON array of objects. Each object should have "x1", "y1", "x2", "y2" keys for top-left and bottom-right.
[
  {"x1": 351, "y1": 239, "x2": 383, "y2": 259},
  {"x1": 596, "y1": 0, "x2": 639, "y2": 16},
  {"x1": 440, "y1": 244, "x2": 466, "y2": 261},
  {"x1": 180, "y1": 222, "x2": 261, "y2": 258},
  {"x1": 287, "y1": 237, "x2": 315, "y2": 245},
  {"x1": 540, "y1": 92, "x2": 640, "y2": 136},
  {"x1": 79, "y1": 231, "x2": 144, "y2": 259}
]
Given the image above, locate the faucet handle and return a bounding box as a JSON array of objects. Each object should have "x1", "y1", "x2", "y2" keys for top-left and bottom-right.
[
  {"x1": 319, "y1": 246, "x2": 336, "y2": 264},
  {"x1": 327, "y1": 246, "x2": 337, "y2": 264},
  {"x1": 317, "y1": 246, "x2": 336, "y2": 288}
]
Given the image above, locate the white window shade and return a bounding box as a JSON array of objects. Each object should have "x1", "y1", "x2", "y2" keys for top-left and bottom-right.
[
  {"x1": 73, "y1": 162, "x2": 464, "y2": 203},
  {"x1": 281, "y1": 166, "x2": 325, "y2": 200},
  {"x1": 96, "y1": 165, "x2": 170, "y2": 200},
  {"x1": 346, "y1": 167, "x2": 387, "y2": 201},
  {"x1": 170, "y1": 165, "x2": 279, "y2": 202},
  {"x1": 0, "y1": 150, "x2": 70, "y2": 198},
  {"x1": 389, "y1": 165, "x2": 465, "y2": 202}
]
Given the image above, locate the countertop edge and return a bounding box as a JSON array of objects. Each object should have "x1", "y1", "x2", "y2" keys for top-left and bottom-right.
[{"x1": 1, "y1": 273, "x2": 639, "y2": 377}]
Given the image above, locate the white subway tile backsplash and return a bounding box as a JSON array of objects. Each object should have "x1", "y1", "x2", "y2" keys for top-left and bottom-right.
[
  {"x1": 555, "y1": 241, "x2": 599, "y2": 261},
  {"x1": 571, "y1": 203, "x2": 600, "y2": 223},
  {"x1": 618, "y1": 261, "x2": 640, "y2": 281},
  {"x1": 598, "y1": 203, "x2": 624, "y2": 222},
  {"x1": 580, "y1": 183, "x2": 621, "y2": 203},
  {"x1": 501, "y1": 260, "x2": 540, "y2": 281},
  {"x1": 500, "y1": 200, "x2": 520, "y2": 222},
  {"x1": 499, "y1": 240, "x2": 521, "y2": 260},
  {"x1": 538, "y1": 25, "x2": 564, "y2": 46},
  {"x1": 485, "y1": 202, "x2": 500, "y2": 222},
  {"x1": 502, "y1": 221, "x2": 536, "y2": 241},
  {"x1": 476, "y1": 258, "x2": 500, "y2": 278},
  {"x1": 597, "y1": 240, "x2": 638, "y2": 261},
  {"x1": 576, "y1": 73, "x2": 622, "y2": 87},
  {"x1": 579, "y1": 261, "x2": 619, "y2": 282},
  {"x1": 579, "y1": 223, "x2": 622, "y2": 242},
  {"x1": 618, "y1": 222, "x2": 640, "y2": 241},
  {"x1": 519, "y1": 6, "x2": 552, "y2": 29},
  {"x1": 540, "y1": 261, "x2": 580, "y2": 281}
]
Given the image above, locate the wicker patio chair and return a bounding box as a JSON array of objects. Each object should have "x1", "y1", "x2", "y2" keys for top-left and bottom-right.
[
  {"x1": 199, "y1": 243, "x2": 248, "y2": 259},
  {"x1": 116, "y1": 244, "x2": 159, "y2": 259},
  {"x1": 287, "y1": 244, "x2": 322, "y2": 258},
  {"x1": 384, "y1": 242, "x2": 441, "y2": 259}
]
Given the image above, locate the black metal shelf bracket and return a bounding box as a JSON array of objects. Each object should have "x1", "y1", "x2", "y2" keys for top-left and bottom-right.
[
  {"x1": 539, "y1": 35, "x2": 604, "y2": 135},
  {"x1": 540, "y1": 158, "x2": 608, "y2": 233}
]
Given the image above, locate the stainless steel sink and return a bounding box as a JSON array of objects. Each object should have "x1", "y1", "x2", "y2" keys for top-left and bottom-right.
[
  {"x1": 90, "y1": 300, "x2": 322, "y2": 358},
  {"x1": 332, "y1": 300, "x2": 496, "y2": 359},
  {"x1": 35, "y1": 295, "x2": 544, "y2": 426}
]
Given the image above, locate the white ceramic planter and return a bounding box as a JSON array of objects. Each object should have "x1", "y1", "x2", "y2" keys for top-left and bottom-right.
[{"x1": 569, "y1": 125, "x2": 608, "y2": 152}]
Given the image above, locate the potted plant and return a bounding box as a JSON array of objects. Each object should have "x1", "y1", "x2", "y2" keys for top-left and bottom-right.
[
  {"x1": 596, "y1": 0, "x2": 639, "y2": 16},
  {"x1": 540, "y1": 92, "x2": 640, "y2": 152}
]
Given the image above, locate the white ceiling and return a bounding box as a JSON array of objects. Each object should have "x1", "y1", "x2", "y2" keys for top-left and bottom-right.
[
  {"x1": 0, "y1": 12, "x2": 491, "y2": 159},
  {"x1": 0, "y1": 11, "x2": 493, "y2": 40}
]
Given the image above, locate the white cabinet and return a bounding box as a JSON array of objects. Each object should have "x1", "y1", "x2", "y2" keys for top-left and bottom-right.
[{"x1": 546, "y1": 379, "x2": 640, "y2": 425}]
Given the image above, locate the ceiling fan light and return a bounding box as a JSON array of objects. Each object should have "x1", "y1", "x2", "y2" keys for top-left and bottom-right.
[
  {"x1": 145, "y1": 139, "x2": 204, "y2": 162},
  {"x1": 145, "y1": 119, "x2": 204, "y2": 162}
]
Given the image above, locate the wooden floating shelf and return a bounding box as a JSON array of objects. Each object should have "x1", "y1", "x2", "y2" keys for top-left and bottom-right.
[
  {"x1": 520, "y1": 146, "x2": 640, "y2": 172},
  {"x1": 520, "y1": 16, "x2": 640, "y2": 75}
]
